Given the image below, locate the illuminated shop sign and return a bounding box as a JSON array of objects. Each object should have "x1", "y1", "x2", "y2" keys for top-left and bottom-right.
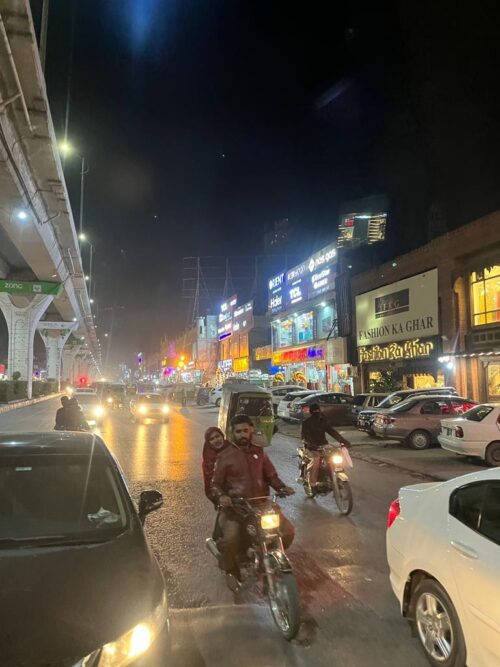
[
  {"x1": 254, "y1": 345, "x2": 272, "y2": 361},
  {"x1": 272, "y1": 345, "x2": 325, "y2": 366},
  {"x1": 218, "y1": 296, "x2": 253, "y2": 340},
  {"x1": 233, "y1": 357, "x2": 249, "y2": 373},
  {"x1": 267, "y1": 242, "x2": 337, "y2": 312},
  {"x1": 358, "y1": 338, "x2": 435, "y2": 363}
]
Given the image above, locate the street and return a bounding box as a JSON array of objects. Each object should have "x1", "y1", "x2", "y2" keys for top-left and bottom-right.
[{"x1": 0, "y1": 398, "x2": 431, "y2": 666}]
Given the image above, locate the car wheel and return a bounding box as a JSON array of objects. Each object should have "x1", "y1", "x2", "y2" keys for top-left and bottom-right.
[
  {"x1": 485, "y1": 441, "x2": 500, "y2": 466},
  {"x1": 411, "y1": 578, "x2": 466, "y2": 667},
  {"x1": 216, "y1": 398, "x2": 221, "y2": 408},
  {"x1": 408, "y1": 429, "x2": 432, "y2": 450}
]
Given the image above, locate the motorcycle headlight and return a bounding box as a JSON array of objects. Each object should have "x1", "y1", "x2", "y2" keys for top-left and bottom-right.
[
  {"x1": 161, "y1": 405, "x2": 169, "y2": 414},
  {"x1": 98, "y1": 593, "x2": 167, "y2": 667},
  {"x1": 260, "y1": 513, "x2": 280, "y2": 530},
  {"x1": 138, "y1": 405, "x2": 148, "y2": 414},
  {"x1": 94, "y1": 406, "x2": 105, "y2": 417},
  {"x1": 107, "y1": 397, "x2": 113, "y2": 404},
  {"x1": 331, "y1": 453, "x2": 343, "y2": 466}
]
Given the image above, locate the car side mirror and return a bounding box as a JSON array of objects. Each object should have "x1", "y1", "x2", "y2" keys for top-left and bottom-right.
[{"x1": 138, "y1": 490, "x2": 163, "y2": 524}]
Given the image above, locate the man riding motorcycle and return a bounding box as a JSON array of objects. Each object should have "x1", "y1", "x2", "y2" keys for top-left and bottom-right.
[
  {"x1": 211, "y1": 414, "x2": 295, "y2": 585},
  {"x1": 54, "y1": 396, "x2": 89, "y2": 431},
  {"x1": 300, "y1": 402, "x2": 350, "y2": 487}
]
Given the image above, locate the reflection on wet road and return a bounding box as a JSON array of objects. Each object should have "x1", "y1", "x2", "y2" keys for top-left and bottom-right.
[{"x1": 0, "y1": 398, "x2": 428, "y2": 666}]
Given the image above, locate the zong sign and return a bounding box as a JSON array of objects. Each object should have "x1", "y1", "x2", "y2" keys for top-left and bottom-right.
[{"x1": 0, "y1": 280, "x2": 63, "y2": 297}]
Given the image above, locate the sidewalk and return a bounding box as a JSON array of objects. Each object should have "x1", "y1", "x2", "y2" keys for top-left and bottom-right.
[
  {"x1": 0, "y1": 393, "x2": 60, "y2": 414},
  {"x1": 277, "y1": 419, "x2": 487, "y2": 482}
]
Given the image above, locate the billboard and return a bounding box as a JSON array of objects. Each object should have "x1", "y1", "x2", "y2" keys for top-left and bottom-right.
[
  {"x1": 267, "y1": 243, "x2": 337, "y2": 313},
  {"x1": 337, "y1": 212, "x2": 387, "y2": 249},
  {"x1": 355, "y1": 269, "x2": 439, "y2": 346}
]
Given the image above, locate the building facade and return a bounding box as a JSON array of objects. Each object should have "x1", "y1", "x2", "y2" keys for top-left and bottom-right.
[
  {"x1": 349, "y1": 212, "x2": 500, "y2": 401},
  {"x1": 267, "y1": 242, "x2": 352, "y2": 392}
]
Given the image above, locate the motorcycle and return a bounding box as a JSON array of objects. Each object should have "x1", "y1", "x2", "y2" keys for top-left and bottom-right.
[
  {"x1": 206, "y1": 494, "x2": 300, "y2": 640},
  {"x1": 297, "y1": 444, "x2": 353, "y2": 515}
]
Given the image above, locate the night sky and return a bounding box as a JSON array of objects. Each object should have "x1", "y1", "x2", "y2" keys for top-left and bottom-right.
[{"x1": 30, "y1": 0, "x2": 500, "y2": 367}]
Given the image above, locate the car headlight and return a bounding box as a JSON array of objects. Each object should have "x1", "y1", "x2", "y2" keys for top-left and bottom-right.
[
  {"x1": 107, "y1": 397, "x2": 114, "y2": 404},
  {"x1": 261, "y1": 513, "x2": 280, "y2": 530},
  {"x1": 97, "y1": 593, "x2": 167, "y2": 667},
  {"x1": 94, "y1": 406, "x2": 105, "y2": 417},
  {"x1": 331, "y1": 453, "x2": 343, "y2": 466},
  {"x1": 138, "y1": 405, "x2": 148, "y2": 414},
  {"x1": 162, "y1": 405, "x2": 169, "y2": 414},
  {"x1": 66, "y1": 386, "x2": 73, "y2": 396}
]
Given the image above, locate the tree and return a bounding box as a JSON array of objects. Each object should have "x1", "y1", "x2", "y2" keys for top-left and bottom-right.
[{"x1": 368, "y1": 369, "x2": 401, "y2": 393}]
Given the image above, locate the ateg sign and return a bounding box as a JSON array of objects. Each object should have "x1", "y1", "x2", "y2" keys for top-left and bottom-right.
[{"x1": 355, "y1": 270, "x2": 439, "y2": 346}]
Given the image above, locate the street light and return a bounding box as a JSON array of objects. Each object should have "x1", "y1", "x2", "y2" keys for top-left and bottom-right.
[{"x1": 58, "y1": 139, "x2": 88, "y2": 235}]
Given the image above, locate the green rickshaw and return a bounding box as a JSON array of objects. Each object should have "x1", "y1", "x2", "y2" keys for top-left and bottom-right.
[{"x1": 218, "y1": 382, "x2": 276, "y2": 447}]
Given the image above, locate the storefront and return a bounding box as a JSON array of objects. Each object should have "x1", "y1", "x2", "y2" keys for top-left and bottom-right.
[
  {"x1": 272, "y1": 344, "x2": 327, "y2": 389},
  {"x1": 355, "y1": 270, "x2": 444, "y2": 391}
]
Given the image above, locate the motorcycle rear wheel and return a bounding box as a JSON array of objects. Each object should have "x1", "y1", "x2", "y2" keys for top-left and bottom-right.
[
  {"x1": 268, "y1": 572, "x2": 300, "y2": 640},
  {"x1": 332, "y1": 477, "x2": 353, "y2": 515}
]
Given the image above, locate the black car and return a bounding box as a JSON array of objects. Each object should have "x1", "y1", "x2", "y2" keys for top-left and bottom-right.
[
  {"x1": 0, "y1": 432, "x2": 169, "y2": 666},
  {"x1": 289, "y1": 392, "x2": 355, "y2": 426},
  {"x1": 356, "y1": 386, "x2": 458, "y2": 433}
]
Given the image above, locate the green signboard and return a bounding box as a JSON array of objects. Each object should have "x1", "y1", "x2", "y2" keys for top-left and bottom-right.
[{"x1": 0, "y1": 279, "x2": 63, "y2": 297}]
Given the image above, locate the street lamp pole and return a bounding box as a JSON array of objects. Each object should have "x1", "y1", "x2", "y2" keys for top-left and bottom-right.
[
  {"x1": 40, "y1": 0, "x2": 50, "y2": 73},
  {"x1": 79, "y1": 156, "x2": 87, "y2": 234}
]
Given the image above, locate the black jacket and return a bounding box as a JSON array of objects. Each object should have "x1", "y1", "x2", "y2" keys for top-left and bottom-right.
[{"x1": 301, "y1": 412, "x2": 348, "y2": 450}]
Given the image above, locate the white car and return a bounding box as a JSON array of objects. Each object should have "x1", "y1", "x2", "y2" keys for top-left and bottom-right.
[
  {"x1": 386, "y1": 468, "x2": 500, "y2": 667},
  {"x1": 209, "y1": 387, "x2": 223, "y2": 407},
  {"x1": 439, "y1": 403, "x2": 500, "y2": 466},
  {"x1": 269, "y1": 385, "x2": 304, "y2": 414},
  {"x1": 73, "y1": 388, "x2": 107, "y2": 426},
  {"x1": 277, "y1": 390, "x2": 314, "y2": 420}
]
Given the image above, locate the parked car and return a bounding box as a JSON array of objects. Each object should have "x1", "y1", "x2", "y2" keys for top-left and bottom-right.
[
  {"x1": 130, "y1": 393, "x2": 170, "y2": 423},
  {"x1": 0, "y1": 432, "x2": 170, "y2": 665},
  {"x1": 357, "y1": 387, "x2": 459, "y2": 433},
  {"x1": 209, "y1": 386, "x2": 223, "y2": 407},
  {"x1": 351, "y1": 393, "x2": 388, "y2": 417},
  {"x1": 386, "y1": 468, "x2": 500, "y2": 667},
  {"x1": 289, "y1": 392, "x2": 355, "y2": 426},
  {"x1": 373, "y1": 395, "x2": 477, "y2": 449},
  {"x1": 269, "y1": 385, "x2": 303, "y2": 415},
  {"x1": 439, "y1": 403, "x2": 500, "y2": 466},
  {"x1": 277, "y1": 390, "x2": 315, "y2": 420}
]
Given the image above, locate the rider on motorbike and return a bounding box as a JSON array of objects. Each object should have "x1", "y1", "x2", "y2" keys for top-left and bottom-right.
[
  {"x1": 211, "y1": 414, "x2": 295, "y2": 584},
  {"x1": 202, "y1": 427, "x2": 230, "y2": 503},
  {"x1": 300, "y1": 403, "x2": 350, "y2": 487},
  {"x1": 54, "y1": 396, "x2": 89, "y2": 431}
]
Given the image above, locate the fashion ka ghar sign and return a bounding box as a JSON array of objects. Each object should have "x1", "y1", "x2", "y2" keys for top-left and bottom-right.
[{"x1": 355, "y1": 269, "x2": 439, "y2": 347}]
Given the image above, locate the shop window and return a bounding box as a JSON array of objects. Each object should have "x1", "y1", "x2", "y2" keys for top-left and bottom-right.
[
  {"x1": 239, "y1": 334, "x2": 249, "y2": 357},
  {"x1": 471, "y1": 266, "x2": 500, "y2": 326},
  {"x1": 487, "y1": 363, "x2": 500, "y2": 400},
  {"x1": 296, "y1": 311, "x2": 314, "y2": 343},
  {"x1": 279, "y1": 319, "x2": 294, "y2": 348}
]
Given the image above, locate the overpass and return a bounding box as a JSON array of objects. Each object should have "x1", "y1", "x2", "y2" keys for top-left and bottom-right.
[{"x1": 0, "y1": 0, "x2": 100, "y2": 395}]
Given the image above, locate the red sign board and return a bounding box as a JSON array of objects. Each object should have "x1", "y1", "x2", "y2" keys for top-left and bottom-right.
[{"x1": 0, "y1": 364, "x2": 5, "y2": 375}]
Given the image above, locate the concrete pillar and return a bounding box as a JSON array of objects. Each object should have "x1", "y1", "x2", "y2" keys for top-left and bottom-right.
[
  {"x1": 0, "y1": 293, "x2": 53, "y2": 398},
  {"x1": 62, "y1": 344, "x2": 82, "y2": 386},
  {"x1": 37, "y1": 322, "x2": 77, "y2": 389}
]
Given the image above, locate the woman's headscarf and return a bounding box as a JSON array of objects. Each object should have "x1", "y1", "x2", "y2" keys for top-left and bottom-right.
[{"x1": 203, "y1": 426, "x2": 225, "y2": 450}]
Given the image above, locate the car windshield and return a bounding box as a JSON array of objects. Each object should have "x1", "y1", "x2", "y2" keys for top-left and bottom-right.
[
  {"x1": 138, "y1": 395, "x2": 164, "y2": 403},
  {"x1": 0, "y1": 453, "x2": 128, "y2": 547},
  {"x1": 464, "y1": 405, "x2": 495, "y2": 422},
  {"x1": 389, "y1": 398, "x2": 420, "y2": 413},
  {"x1": 236, "y1": 396, "x2": 273, "y2": 417}
]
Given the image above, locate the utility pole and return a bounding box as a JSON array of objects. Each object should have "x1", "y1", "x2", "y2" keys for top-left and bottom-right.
[{"x1": 39, "y1": 0, "x2": 50, "y2": 73}]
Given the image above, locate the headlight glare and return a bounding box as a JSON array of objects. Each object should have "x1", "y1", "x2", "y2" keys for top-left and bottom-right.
[
  {"x1": 261, "y1": 513, "x2": 280, "y2": 530},
  {"x1": 98, "y1": 594, "x2": 167, "y2": 666},
  {"x1": 107, "y1": 397, "x2": 113, "y2": 404},
  {"x1": 138, "y1": 405, "x2": 148, "y2": 414},
  {"x1": 94, "y1": 406, "x2": 105, "y2": 417},
  {"x1": 162, "y1": 405, "x2": 169, "y2": 414},
  {"x1": 331, "y1": 453, "x2": 343, "y2": 466}
]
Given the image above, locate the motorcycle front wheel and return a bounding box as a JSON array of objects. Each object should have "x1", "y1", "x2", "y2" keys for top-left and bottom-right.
[
  {"x1": 268, "y1": 572, "x2": 300, "y2": 640},
  {"x1": 332, "y1": 477, "x2": 353, "y2": 515}
]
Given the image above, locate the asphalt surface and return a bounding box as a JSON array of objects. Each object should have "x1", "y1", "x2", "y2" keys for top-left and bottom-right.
[{"x1": 0, "y1": 398, "x2": 431, "y2": 666}]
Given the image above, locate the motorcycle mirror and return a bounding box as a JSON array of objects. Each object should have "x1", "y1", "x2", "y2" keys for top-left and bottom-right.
[{"x1": 138, "y1": 489, "x2": 163, "y2": 524}]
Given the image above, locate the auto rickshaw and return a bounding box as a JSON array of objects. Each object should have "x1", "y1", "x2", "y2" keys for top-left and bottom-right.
[{"x1": 218, "y1": 382, "x2": 276, "y2": 447}]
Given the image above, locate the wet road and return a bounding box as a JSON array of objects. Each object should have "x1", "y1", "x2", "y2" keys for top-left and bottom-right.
[{"x1": 0, "y1": 398, "x2": 429, "y2": 666}]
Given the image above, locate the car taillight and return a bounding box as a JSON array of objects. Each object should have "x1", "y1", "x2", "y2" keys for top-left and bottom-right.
[
  {"x1": 382, "y1": 416, "x2": 395, "y2": 425},
  {"x1": 302, "y1": 405, "x2": 310, "y2": 414},
  {"x1": 454, "y1": 426, "x2": 464, "y2": 438},
  {"x1": 387, "y1": 499, "x2": 400, "y2": 528}
]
